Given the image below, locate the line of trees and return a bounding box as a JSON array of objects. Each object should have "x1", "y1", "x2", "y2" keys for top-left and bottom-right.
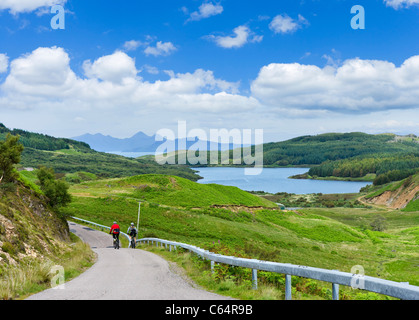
[
  {"x1": 308, "y1": 154, "x2": 419, "y2": 185},
  {"x1": 0, "y1": 123, "x2": 90, "y2": 152},
  {"x1": 0, "y1": 133, "x2": 71, "y2": 208},
  {"x1": 262, "y1": 132, "x2": 419, "y2": 166}
]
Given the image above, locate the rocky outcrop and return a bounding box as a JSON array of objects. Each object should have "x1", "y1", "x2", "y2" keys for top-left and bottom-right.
[{"x1": 0, "y1": 183, "x2": 70, "y2": 266}]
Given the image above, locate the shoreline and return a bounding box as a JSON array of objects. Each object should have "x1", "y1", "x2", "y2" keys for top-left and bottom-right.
[{"x1": 289, "y1": 172, "x2": 375, "y2": 182}]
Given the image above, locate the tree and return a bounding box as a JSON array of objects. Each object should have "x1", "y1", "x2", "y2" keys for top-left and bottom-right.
[
  {"x1": 37, "y1": 166, "x2": 72, "y2": 208},
  {"x1": 0, "y1": 134, "x2": 24, "y2": 183}
]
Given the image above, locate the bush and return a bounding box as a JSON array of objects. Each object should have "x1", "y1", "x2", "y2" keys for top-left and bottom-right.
[
  {"x1": 370, "y1": 215, "x2": 387, "y2": 232},
  {"x1": 0, "y1": 134, "x2": 24, "y2": 183},
  {"x1": 37, "y1": 167, "x2": 71, "y2": 208}
]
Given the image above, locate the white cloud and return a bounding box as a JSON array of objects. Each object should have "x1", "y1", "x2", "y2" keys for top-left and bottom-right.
[
  {"x1": 83, "y1": 51, "x2": 139, "y2": 83},
  {"x1": 144, "y1": 41, "x2": 177, "y2": 57},
  {"x1": 2, "y1": 46, "x2": 419, "y2": 139},
  {"x1": 123, "y1": 40, "x2": 143, "y2": 52},
  {"x1": 143, "y1": 65, "x2": 159, "y2": 75},
  {"x1": 187, "y1": 2, "x2": 223, "y2": 22},
  {"x1": 0, "y1": 0, "x2": 67, "y2": 14},
  {"x1": 3, "y1": 46, "x2": 77, "y2": 97},
  {"x1": 208, "y1": 25, "x2": 262, "y2": 49},
  {"x1": 251, "y1": 56, "x2": 419, "y2": 113},
  {"x1": 0, "y1": 54, "x2": 8, "y2": 73},
  {"x1": 384, "y1": 0, "x2": 419, "y2": 9},
  {"x1": 269, "y1": 14, "x2": 308, "y2": 34},
  {"x1": 0, "y1": 46, "x2": 245, "y2": 116}
]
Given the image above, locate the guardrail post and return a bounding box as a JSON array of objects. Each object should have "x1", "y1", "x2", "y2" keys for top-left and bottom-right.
[
  {"x1": 70, "y1": 219, "x2": 419, "y2": 300},
  {"x1": 169, "y1": 245, "x2": 172, "y2": 252},
  {"x1": 252, "y1": 269, "x2": 258, "y2": 290},
  {"x1": 332, "y1": 283, "x2": 339, "y2": 300},
  {"x1": 285, "y1": 274, "x2": 292, "y2": 300}
]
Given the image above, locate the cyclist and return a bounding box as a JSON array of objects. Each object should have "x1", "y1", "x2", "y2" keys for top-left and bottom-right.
[
  {"x1": 110, "y1": 221, "x2": 120, "y2": 248},
  {"x1": 127, "y1": 223, "x2": 138, "y2": 248}
]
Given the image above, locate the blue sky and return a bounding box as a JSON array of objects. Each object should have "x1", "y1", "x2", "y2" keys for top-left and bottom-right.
[{"x1": 1, "y1": 0, "x2": 419, "y2": 142}]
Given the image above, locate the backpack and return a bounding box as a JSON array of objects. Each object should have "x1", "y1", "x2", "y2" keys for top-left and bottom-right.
[
  {"x1": 129, "y1": 228, "x2": 137, "y2": 237},
  {"x1": 112, "y1": 228, "x2": 120, "y2": 235}
]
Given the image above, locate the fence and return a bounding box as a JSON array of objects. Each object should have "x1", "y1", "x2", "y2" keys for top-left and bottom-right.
[{"x1": 138, "y1": 237, "x2": 419, "y2": 300}]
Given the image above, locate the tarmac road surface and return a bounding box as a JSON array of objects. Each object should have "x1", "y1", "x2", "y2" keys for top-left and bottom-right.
[{"x1": 26, "y1": 222, "x2": 231, "y2": 300}]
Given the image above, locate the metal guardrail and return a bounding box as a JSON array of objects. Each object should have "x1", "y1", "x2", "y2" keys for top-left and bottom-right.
[
  {"x1": 71, "y1": 217, "x2": 132, "y2": 247},
  {"x1": 69, "y1": 216, "x2": 419, "y2": 300},
  {"x1": 138, "y1": 237, "x2": 419, "y2": 301}
]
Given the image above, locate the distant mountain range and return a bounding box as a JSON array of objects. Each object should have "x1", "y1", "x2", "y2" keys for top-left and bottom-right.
[{"x1": 72, "y1": 132, "x2": 243, "y2": 153}]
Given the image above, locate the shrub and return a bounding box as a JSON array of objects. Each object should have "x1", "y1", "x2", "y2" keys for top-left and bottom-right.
[
  {"x1": 37, "y1": 167, "x2": 71, "y2": 208},
  {"x1": 2, "y1": 242, "x2": 15, "y2": 255},
  {"x1": 370, "y1": 215, "x2": 387, "y2": 232}
]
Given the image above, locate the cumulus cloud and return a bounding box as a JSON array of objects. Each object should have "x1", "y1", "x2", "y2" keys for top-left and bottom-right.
[
  {"x1": 186, "y1": 2, "x2": 223, "y2": 22},
  {"x1": 0, "y1": 54, "x2": 8, "y2": 73},
  {"x1": 144, "y1": 41, "x2": 177, "y2": 57},
  {"x1": 0, "y1": 46, "x2": 247, "y2": 116},
  {"x1": 384, "y1": 0, "x2": 419, "y2": 9},
  {"x1": 0, "y1": 0, "x2": 67, "y2": 14},
  {"x1": 269, "y1": 14, "x2": 308, "y2": 34},
  {"x1": 2, "y1": 46, "x2": 77, "y2": 97},
  {"x1": 83, "y1": 51, "x2": 139, "y2": 83},
  {"x1": 2, "y1": 46, "x2": 419, "y2": 138},
  {"x1": 251, "y1": 56, "x2": 419, "y2": 113},
  {"x1": 207, "y1": 25, "x2": 263, "y2": 49}
]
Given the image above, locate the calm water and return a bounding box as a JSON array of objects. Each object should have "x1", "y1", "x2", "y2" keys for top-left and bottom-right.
[{"x1": 193, "y1": 167, "x2": 371, "y2": 194}]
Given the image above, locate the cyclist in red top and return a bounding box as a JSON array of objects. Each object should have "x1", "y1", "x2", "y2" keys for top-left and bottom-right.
[{"x1": 110, "y1": 221, "x2": 120, "y2": 246}]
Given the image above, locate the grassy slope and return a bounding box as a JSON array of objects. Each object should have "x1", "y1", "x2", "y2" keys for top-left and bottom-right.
[
  {"x1": 20, "y1": 147, "x2": 201, "y2": 181},
  {"x1": 0, "y1": 176, "x2": 95, "y2": 299},
  {"x1": 62, "y1": 174, "x2": 419, "y2": 297},
  {"x1": 0, "y1": 123, "x2": 200, "y2": 181}
]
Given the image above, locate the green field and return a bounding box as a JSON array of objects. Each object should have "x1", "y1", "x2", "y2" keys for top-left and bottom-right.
[{"x1": 61, "y1": 174, "x2": 419, "y2": 300}]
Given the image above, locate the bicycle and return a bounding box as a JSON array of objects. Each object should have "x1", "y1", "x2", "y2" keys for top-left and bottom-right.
[
  {"x1": 113, "y1": 236, "x2": 120, "y2": 249},
  {"x1": 130, "y1": 236, "x2": 136, "y2": 249}
]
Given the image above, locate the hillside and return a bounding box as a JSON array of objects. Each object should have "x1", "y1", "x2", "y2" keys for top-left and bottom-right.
[
  {"x1": 66, "y1": 174, "x2": 277, "y2": 209},
  {"x1": 62, "y1": 173, "x2": 419, "y2": 299},
  {"x1": 0, "y1": 177, "x2": 95, "y2": 299},
  {"x1": 157, "y1": 132, "x2": 419, "y2": 185},
  {"x1": 363, "y1": 174, "x2": 419, "y2": 210},
  {"x1": 264, "y1": 132, "x2": 419, "y2": 184},
  {"x1": 0, "y1": 123, "x2": 200, "y2": 181},
  {"x1": 263, "y1": 132, "x2": 419, "y2": 166}
]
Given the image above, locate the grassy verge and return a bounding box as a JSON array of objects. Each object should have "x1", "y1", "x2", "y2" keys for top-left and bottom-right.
[
  {"x1": 0, "y1": 233, "x2": 95, "y2": 300},
  {"x1": 60, "y1": 174, "x2": 419, "y2": 300},
  {"x1": 139, "y1": 243, "x2": 394, "y2": 300}
]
